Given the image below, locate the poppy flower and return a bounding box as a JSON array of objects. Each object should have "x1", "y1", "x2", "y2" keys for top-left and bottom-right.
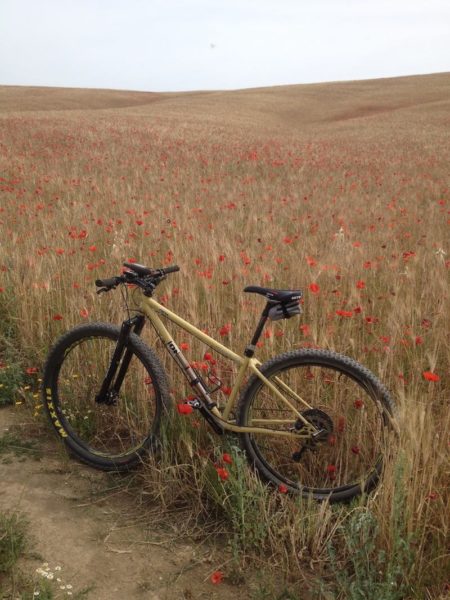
[
  {"x1": 336, "y1": 310, "x2": 353, "y2": 317},
  {"x1": 222, "y1": 453, "x2": 233, "y2": 465},
  {"x1": 179, "y1": 342, "x2": 189, "y2": 350},
  {"x1": 337, "y1": 416, "x2": 346, "y2": 432},
  {"x1": 351, "y1": 446, "x2": 360, "y2": 455},
  {"x1": 79, "y1": 309, "x2": 89, "y2": 318},
  {"x1": 215, "y1": 467, "x2": 229, "y2": 481},
  {"x1": 52, "y1": 314, "x2": 63, "y2": 321},
  {"x1": 210, "y1": 571, "x2": 224, "y2": 584},
  {"x1": 26, "y1": 367, "x2": 38, "y2": 374},
  {"x1": 423, "y1": 371, "x2": 440, "y2": 382},
  {"x1": 300, "y1": 324, "x2": 311, "y2": 336},
  {"x1": 356, "y1": 280, "x2": 365, "y2": 289},
  {"x1": 219, "y1": 323, "x2": 232, "y2": 336},
  {"x1": 309, "y1": 283, "x2": 320, "y2": 294},
  {"x1": 177, "y1": 403, "x2": 193, "y2": 415},
  {"x1": 278, "y1": 483, "x2": 288, "y2": 494},
  {"x1": 354, "y1": 399, "x2": 364, "y2": 409}
]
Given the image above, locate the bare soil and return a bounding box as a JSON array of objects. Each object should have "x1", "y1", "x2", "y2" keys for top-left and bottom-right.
[{"x1": 0, "y1": 406, "x2": 256, "y2": 600}]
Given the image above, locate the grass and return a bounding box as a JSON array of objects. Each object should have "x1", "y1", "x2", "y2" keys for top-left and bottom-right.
[
  {"x1": 0, "y1": 73, "x2": 448, "y2": 598},
  {"x1": 0, "y1": 512, "x2": 27, "y2": 575},
  {"x1": 0, "y1": 512, "x2": 91, "y2": 599},
  {"x1": 0, "y1": 432, "x2": 41, "y2": 461}
]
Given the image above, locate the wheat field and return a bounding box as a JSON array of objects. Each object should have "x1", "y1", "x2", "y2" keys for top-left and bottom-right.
[{"x1": 0, "y1": 73, "x2": 449, "y2": 598}]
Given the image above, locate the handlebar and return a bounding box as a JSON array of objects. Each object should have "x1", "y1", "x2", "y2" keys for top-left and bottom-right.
[
  {"x1": 95, "y1": 262, "x2": 180, "y2": 294},
  {"x1": 95, "y1": 276, "x2": 123, "y2": 288}
]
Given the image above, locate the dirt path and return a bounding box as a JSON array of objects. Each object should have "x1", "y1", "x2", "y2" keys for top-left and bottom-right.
[{"x1": 0, "y1": 406, "x2": 255, "y2": 600}]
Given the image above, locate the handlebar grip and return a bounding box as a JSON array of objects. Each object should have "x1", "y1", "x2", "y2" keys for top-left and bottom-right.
[
  {"x1": 162, "y1": 265, "x2": 180, "y2": 274},
  {"x1": 95, "y1": 277, "x2": 120, "y2": 288}
]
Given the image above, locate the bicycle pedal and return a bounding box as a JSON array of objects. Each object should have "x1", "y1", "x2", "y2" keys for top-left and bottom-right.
[{"x1": 187, "y1": 398, "x2": 201, "y2": 409}]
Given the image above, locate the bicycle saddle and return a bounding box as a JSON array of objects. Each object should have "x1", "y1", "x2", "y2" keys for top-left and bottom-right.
[{"x1": 244, "y1": 286, "x2": 302, "y2": 303}]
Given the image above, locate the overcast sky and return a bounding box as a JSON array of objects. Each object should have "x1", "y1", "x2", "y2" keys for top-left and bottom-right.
[{"x1": 1, "y1": 0, "x2": 449, "y2": 92}]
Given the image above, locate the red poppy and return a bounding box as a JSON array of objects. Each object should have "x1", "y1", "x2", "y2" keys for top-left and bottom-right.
[
  {"x1": 52, "y1": 314, "x2": 63, "y2": 321},
  {"x1": 210, "y1": 571, "x2": 224, "y2": 584},
  {"x1": 80, "y1": 309, "x2": 89, "y2": 318},
  {"x1": 423, "y1": 371, "x2": 440, "y2": 382},
  {"x1": 351, "y1": 446, "x2": 360, "y2": 455},
  {"x1": 337, "y1": 416, "x2": 346, "y2": 432},
  {"x1": 219, "y1": 323, "x2": 232, "y2": 336},
  {"x1": 25, "y1": 367, "x2": 38, "y2": 374},
  {"x1": 222, "y1": 453, "x2": 233, "y2": 465},
  {"x1": 356, "y1": 280, "x2": 365, "y2": 289},
  {"x1": 177, "y1": 403, "x2": 193, "y2": 415},
  {"x1": 336, "y1": 310, "x2": 353, "y2": 317},
  {"x1": 278, "y1": 484, "x2": 288, "y2": 494},
  {"x1": 179, "y1": 342, "x2": 189, "y2": 350},
  {"x1": 354, "y1": 399, "x2": 364, "y2": 409},
  {"x1": 415, "y1": 336, "x2": 423, "y2": 345},
  {"x1": 215, "y1": 467, "x2": 229, "y2": 481},
  {"x1": 365, "y1": 316, "x2": 379, "y2": 324},
  {"x1": 309, "y1": 283, "x2": 320, "y2": 294},
  {"x1": 326, "y1": 464, "x2": 336, "y2": 474}
]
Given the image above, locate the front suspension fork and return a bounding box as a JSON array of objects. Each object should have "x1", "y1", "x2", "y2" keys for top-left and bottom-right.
[{"x1": 95, "y1": 315, "x2": 145, "y2": 404}]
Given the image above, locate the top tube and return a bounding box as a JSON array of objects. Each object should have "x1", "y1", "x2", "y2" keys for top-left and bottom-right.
[{"x1": 138, "y1": 293, "x2": 246, "y2": 365}]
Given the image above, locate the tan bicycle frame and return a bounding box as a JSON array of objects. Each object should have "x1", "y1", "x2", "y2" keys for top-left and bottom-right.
[{"x1": 136, "y1": 292, "x2": 316, "y2": 439}]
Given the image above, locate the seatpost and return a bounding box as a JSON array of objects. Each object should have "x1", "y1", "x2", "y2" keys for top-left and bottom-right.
[{"x1": 244, "y1": 303, "x2": 272, "y2": 357}]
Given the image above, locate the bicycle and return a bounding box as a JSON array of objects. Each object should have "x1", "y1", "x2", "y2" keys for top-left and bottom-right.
[{"x1": 42, "y1": 261, "x2": 396, "y2": 502}]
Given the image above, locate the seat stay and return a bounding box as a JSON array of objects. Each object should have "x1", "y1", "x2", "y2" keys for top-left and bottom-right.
[{"x1": 248, "y1": 362, "x2": 316, "y2": 428}]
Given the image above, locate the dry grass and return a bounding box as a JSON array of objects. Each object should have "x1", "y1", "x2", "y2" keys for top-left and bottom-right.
[{"x1": 0, "y1": 73, "x2": 449, "y2": 598}]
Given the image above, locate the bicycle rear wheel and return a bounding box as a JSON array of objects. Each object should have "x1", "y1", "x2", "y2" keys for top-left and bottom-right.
[
  {"x1": 42, "y1": 322, "x2": 171, "y2": 470},
  {"x1": 237, "y1": 349, "x2": 395, "y2": 502}
]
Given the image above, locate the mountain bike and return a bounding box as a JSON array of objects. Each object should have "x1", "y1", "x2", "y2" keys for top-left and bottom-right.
[{"x1": 42, "y1": 261, "x2": 395, "y2": 502}]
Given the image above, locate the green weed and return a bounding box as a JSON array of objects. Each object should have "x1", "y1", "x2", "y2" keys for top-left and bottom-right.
[
  {"x1": 320, "y1": 462, "x2": 415, "y2": 600},
  {"x1": 0, "y1": 512, "x2": 27, "y2": 574}
]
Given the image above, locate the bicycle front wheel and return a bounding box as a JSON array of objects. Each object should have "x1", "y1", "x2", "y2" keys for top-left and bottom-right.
[
  {"x1": 237, "y1": 349, "x2": 395, "y2": 502},
  {"x1": 42, "y1": 322, "x2": 171, "y2": 470}
]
